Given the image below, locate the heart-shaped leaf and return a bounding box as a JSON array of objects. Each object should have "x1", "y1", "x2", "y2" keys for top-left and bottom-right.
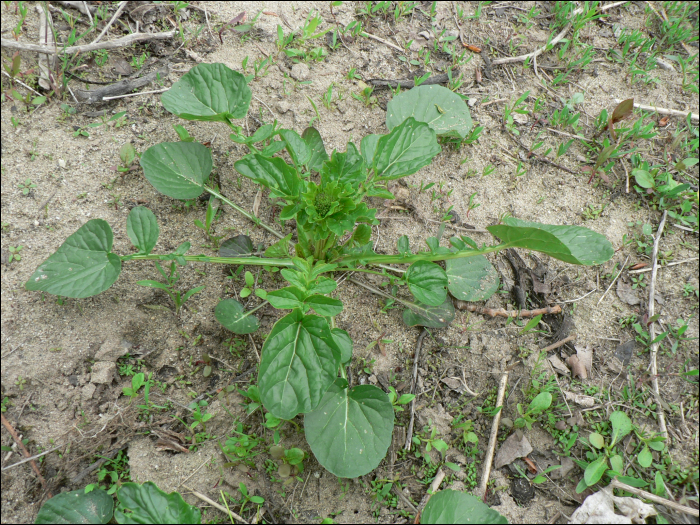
[
  {"x1": 421, "y1": 490, "x2": 508, "y2": 524},
  {"x1": 320, "y1": 143, "x2": 366, "y2": 188},
  {"x1": 140, "y1": 142, "x2": 212, "y2": 200},
  {"x1": 161, "y1": 63, "x2": 251, "y2": 122},
  {"x1": 305, "y1": 380, "x2": 394, "y2": 478},
  {"x1": 36, "y1": 488, "x2": 114, "y2": 524},
  {"x1": 258, "y1": 310, "x2": 341, "y2": 420},
  {"x1": 487, "y1": 217, "x2": 613, "y2": 266},
  {"x1": 374, "y1": 117, "x2": 441, "y2": 180},
  {"x1": 406, "y1": 260, "x2": 448, "y2": 306},
  {"x1": 446, "y1": 255, "x2": 499, "y2": 302},
  {"x1": 387, "y1": 85, "x2": 473, "y2": 139},
  {"x1": 25, "y1": 219, "x2": 121, "y2": 298},
  {"x1": 114, "y1": 481, "x2": 201, "y2": 524},
  {"x1": 403, "y1": 297, "x2": 455, "y2": 328},
  {"x1": 302, "y1": 127, "x2": 329, "y2": 172},
  {"x1": 331, "y1": 328, "x2": 353, "y2": 364},
  {"x1": 126, "y1": 206, "x2": 159, "y2": 255},
  {"x1": 215, "y1": 299, "x2": 260, "y2": 334},
  {"x1": 220, "y1": 235, "x2": 255, "y2": 257},
  {"x1": 279, "y1": 129, "x2": 311, "y2": 167},
  {"x1": 234, "y1": 154, "x2": 301, "y2": 200}
]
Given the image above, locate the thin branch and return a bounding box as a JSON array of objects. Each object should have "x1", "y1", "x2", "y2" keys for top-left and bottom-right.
[
  {"x1": 1, "y1": 414, "x2": 52, "y2": 497},
  {"x1": 1, "y1": 69, "x2": 41, "y2": 96},
  {"x1": 362, "y1": 31, "x2": 404, "y2": 53},
  {"x1": 476, "y1": 370, "x2": 509, "y2": 499},
  {"x1": 628, "y1": 256, "x2": 698, "y2": 274},
  {"x1": 610, "y1": 478, "x2": 698, "y2": 518},
  {"x1": 91, "y1": 1, "x2": 127, "y2": 44},
  {"x1": 405, "y1": 329, "x2": 428, "y2": 451},
  {"x1": 541, "y1": 334, "x2": 576, "y2": 352},
  {"x1": 1, "y1": 31, "x2": 177, "y2": 55},
  {"x1": 102, "y1": 87, "x2": 168, "y2": 101},
  {"x1": 597, "y1": 255, "x2": 630, "y2": 305},
  {"x1": 615, "y1": 99, "x2": 699, "y2": 123},
  {"x1": 454, "y1": 301, "x2": 562, "y2": 318},
  {"x1": 647, "y1": 211, "x2": 669, "y2": 439},
  {"x1": 183, "y1": 485, "x2": 249, "y2": 524},
  {"x1": 1, "y1": 444, "x2": 64, "y2": 472}
]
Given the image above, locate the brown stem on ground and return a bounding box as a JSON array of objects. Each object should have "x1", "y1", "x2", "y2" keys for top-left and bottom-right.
[
  {"x1": 454, "y1": 301, "x2": 562, "y2": 318},
  {"x1": 1, "y1": 413, "x2": 52, "y2": 498},
  {"x1": 476, "y1": 371, "x2": 509, "y2": 500}
]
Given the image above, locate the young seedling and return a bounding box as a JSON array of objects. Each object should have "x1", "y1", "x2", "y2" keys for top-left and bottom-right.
[
  {"x1": 25, "y1": 63, "x2": 615, "y2": 481},
  {"x1": 514, "y1": 391, "x2": 553, "y2": 430},
  {"x1": 387, "y1": 386, "x2": 414, "y2": 413},
  {"x1": 18, "y1": 178, "x2": 36, "y2": 195},
  {"x1": 137, "y1": 260, "x2": 205, "y2": 315},
  {"x1": 7, "y1": 245, "x2": 22, "y2": 263}
]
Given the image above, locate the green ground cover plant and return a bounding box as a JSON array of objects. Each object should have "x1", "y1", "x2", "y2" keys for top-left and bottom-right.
[{"x1": 25, "y1": 63, "x2": 614, "y2": 480}]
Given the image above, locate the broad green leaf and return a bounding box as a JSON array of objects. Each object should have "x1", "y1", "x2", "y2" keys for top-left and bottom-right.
[
  {"x1": 320, "y1": 143, "x2": 366, "y2": 188},
  {"x1": 638, "y1": 445, "x2": 652, "y2": 468},
  {"x1": 446, "y1": 255, "x2": 499, "y2": 301},
  {"x1": 487, "y1": 217, "x2": 613, "y2": 266},
  {"x1": 267, "y1": 286, "x2": 306, "y2": 310},
  {"x1": 127, "y1": 206, "x2": 159, "y2": 255},
  {"x1": 249, "y1": 123, "x2": 276, "y2": 144},
  {"x1": 161, "y1": 63, "x2": 250, "y2": 122},
  {"x1": 36, "y1": 488, "x2": 113, "y2": 524},
  {"x1": 633, "y1": 169, "x2": 655, "y2": 188},
  {"x1": 617, "y1": 476, "x2": 648, "y2": 488},
  {"x1": 114, "y1": 481, "x2": 201, "y2": 524},
  {"x1": 307, "y1": 277, "x2": 337, "y2": 296},
  {"x1": 25, "y1": 219, "x2": 121, "y2": 298},
  {"x1": 610, "y1": 411, "x2": 632, "y2": 445},
  {"x1": 305, "y1": 295, "x2": 343, "y2": 316},
  {"x1": 305, "y1": 380, "x2": 394, "y2": 478},
  {"x1": 215, "y1": 299, "x2": 260, "y2": 334},
  {"x1": 584, "y1": 455, "x2": 608, "y2": 487},
  {"x1": 397, "y1": 235, "x2": 410, "y2": 256},
  {"x1": 527, "y1": 392, "x2": 552, "y2": 414},
  {"x1": 302, "y1": 127, "x2": 329, "y2": 172},
  {"x1": 265, "y1": 233, "x2": 293, "y2": 258},
  {"x1": 331, "y1": 328, "x2": 353, "y2": 364},
  {"x1": 140, "y1": 142, "x2": 212, "y2": 200},
  {"x1": 421, "y1": 490, "x2": 508, "y2": 524},
  {"x1": 589, "y1": 433, "x2": 605, "y2": 449},
  {"x1": 352, "y1": 224, "x2": 372, "y2": 245},
  {"x1": 258, "y1": 310, "x2": 341, "y2": 419},
  {"x1": 374, "y1": 117, "x2": 441, "y2": 180},
  {"x1": 220, "y1": 235, "x2": 255, "y2": 257},
  {"x1": 403, "y1": 297, "x2": 455, "y2": 328},
  {"x1": 405, "y1": 260, "x2": 448, "y2": 306},
  {"x1": 387, "y1": 85, "x2": 473, "y2": 139},
  {"x1": 234, "y1": 154, "x2": 301, "y2": 200},
  {"x1": 261, "y1": 140, "x2": 287, "y2": 157},
  {"x1": 360, "y1": 133, "x2": 381, "y2": 168},
  {"x1": 279, "y1": 129, "x2": 311, "y2": 167},
  {"x1": 609, "y1": 454, "x2": 624, "y2": 474}
]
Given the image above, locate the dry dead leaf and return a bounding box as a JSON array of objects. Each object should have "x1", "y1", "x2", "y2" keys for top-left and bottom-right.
[
  {"x1": 494, "y1": 431, "x2": 533, "y2": 469},
  {"x1": 570, "y1": 485, "x2": 657, "y2": 524},
  {"x1": 550, "y1": 457, "x2": 574, "y2": 480},
  {"x1": 567, "y1": 354, "x2": 587, "y2": 379},
  {"x1": 575, "y1": 345, "x2": 593, "y2": 377},
  {"x1": 549, "y1": 355, "x2": 570, "y2": 376},
  {"x1": 564, "y1": 391, "x2": 596, "y2": 407},
  {"x1": 616, "y1": 280, "x2": 641, "y2": 305},
  {"x1": 441, "y1": 377, "x2": 465, "y2": 393}
]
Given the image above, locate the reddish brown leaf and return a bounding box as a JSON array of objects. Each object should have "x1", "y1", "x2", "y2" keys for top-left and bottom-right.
[
  {"x1": 630, "y1": 262, "x2": 647, "y2": 270},
  {"x1": 475, "y1": 67, "x2": 482, "y2": 83},
  {"x1": 219, "y1": 12, "x2": 246, "y2": 44},
  {"x1": 523, "y1": 457, "x2": 538, "y2": 474},
  {"x1": 464, "y1": 44, "x2": 482, "y2": 52},
  {"x1": 612, "y1": 98, "x2": 634, "y2": 123},
  {"x1": 658, "y1": 116, "x2": 669, "y2": 127}
]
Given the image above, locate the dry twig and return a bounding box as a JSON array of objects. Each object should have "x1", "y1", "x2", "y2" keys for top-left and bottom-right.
[
  {"x1": 1, "y1": 414, "x2": 52, "y2": 497},
  {"x1": 1, "y1": 31, "x2": 176, "y2": 55},
  {"x1": 610, "y1": 478, "x2": 698, "y2": 518},
  {"x1": 454, "y1": 301, "x2": 561, "y2": 318},
  {"x1": 541, "y1": 334, "x2": 576, "y2": 352},
  {"x1": 183, "y1": 485, "x2": 249, "y2": 524},
  {"x1": 614, "y1": 99, "x2": 699, "y2": 123},
  {"x1": 647, "y1": 211, "x2": 669, "y2": 439},
  {"x1": 404, "y1": 329, "x2": 428, "y2": 451},
  {"x1": 476, "y1": 371, "x2": 509, "y2": 499}
]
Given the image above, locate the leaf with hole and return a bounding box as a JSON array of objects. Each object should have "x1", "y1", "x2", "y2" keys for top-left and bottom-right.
[
  {"x1": 387, "y1": 85, "x2": 473, "y2": 139},
  {"x1": 36, "y1": 488, "x2": 114, "y2": 524},
  {"x1": 487, "y1": 217, "x2": 613, "y2": 266},
  {"x1": 161, "y1": 63, "x2": 251, "y2": 122},
  {"x1": 403, "y1": 297, "x2": 455, "y2": 328},
  {"x1": 25, "y1": 219, "x2": 121, "y2": 298},
  {"x1": 258, "y1": 310, "x2": 341, "y2": 420},
  {"x1": 114, "y1": 481, "x2": 201, "y2": 524},
  {"x1": 140, "y1": 142, "x2": 212, "y2": 200},
  {"x1": 127, "y1": 206, "x2": 159, "y2": 255},
  {"x1": 446, "y1": 255, "x2": 499, "y2": 301},
  {"x1": 420, "y1": 490, "x2": 508, "y2": 524},
  {"x1": 215, "y1": 299, "x2": 260, "y2": 334},
  {"x1": 305, "y1": 379, "x2": 394, "y2": 478},
  {"x1": 405, "y1": 260, "x2": 448, "y2": 306},
  {"x1": 374, "y1": 117, "x2": 441, "y2": 180}
]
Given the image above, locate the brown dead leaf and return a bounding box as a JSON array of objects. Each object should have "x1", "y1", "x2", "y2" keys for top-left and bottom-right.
[
  {"x1": 567, "y1": 411, "x2": 586, "y2": 428},
  {"x1": 616, "y1": 280, "x2": 641, "y2": 305},
  {"x1": 563, "y1": 390, "x2": 596, "y2": 407},
  {"x1": 567, "y1": 354, "x2": 587, "y2": 379},
  {"x1": 529, "y1": 270, "x2": 550, "y2": 294},
  {"x1": 441, "y1": 377, "x2": 464, "y2": 393},
  {"x1": 630, "y1": 262, "x2": 648, "y2": 270},
  {"x1": 494, "y1": 431, "x2": 533, "y2": 469},
  {"x1": 575, "y1": 345, "x2": 593, "y2": 377},
  {"x1": 611, "y1": 98, "x2": 634, "y2": 124},
  {"x1": 548, "y1": 355, "x2": 570, "y2": 376},
  {"x1": 153, "y1": 428, "x2": 190, "y2": 453}
]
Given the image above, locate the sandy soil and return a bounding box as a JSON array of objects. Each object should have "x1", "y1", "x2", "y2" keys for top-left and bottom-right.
[{"x1": 2, "y1": 2, "x2": 698, "y2": 524}]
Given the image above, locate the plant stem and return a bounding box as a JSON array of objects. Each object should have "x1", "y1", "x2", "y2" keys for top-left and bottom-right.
[
  {"x1": 125, "y1": 253, "x2": 296, "y2": 267},
  {"x1": 336, "y1": 244, "x2": 504, "y2": 266},
  {"x1": 205, "y1": 186, "x2": 284, "y2": 239}
]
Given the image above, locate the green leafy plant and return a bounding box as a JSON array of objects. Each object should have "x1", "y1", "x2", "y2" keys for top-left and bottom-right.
[
  {"x1": 18, "y1": 178, "x2": 36, "y2": 195},
  {"x1": 25, "y1": 63, "x2": 614, "y2": 480},
  {"x1": 420, "y1": 490, "x2": 507, "y2": 524},
  {"x1": 7, "y1": 245, "x2": 22, "y2": 263},
  {"x1": 36, "y1": 481, "x2": 200, "y2": 524},
  {"x1": 514, "y1": 391, "x2": 552, "y2": 429}
]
